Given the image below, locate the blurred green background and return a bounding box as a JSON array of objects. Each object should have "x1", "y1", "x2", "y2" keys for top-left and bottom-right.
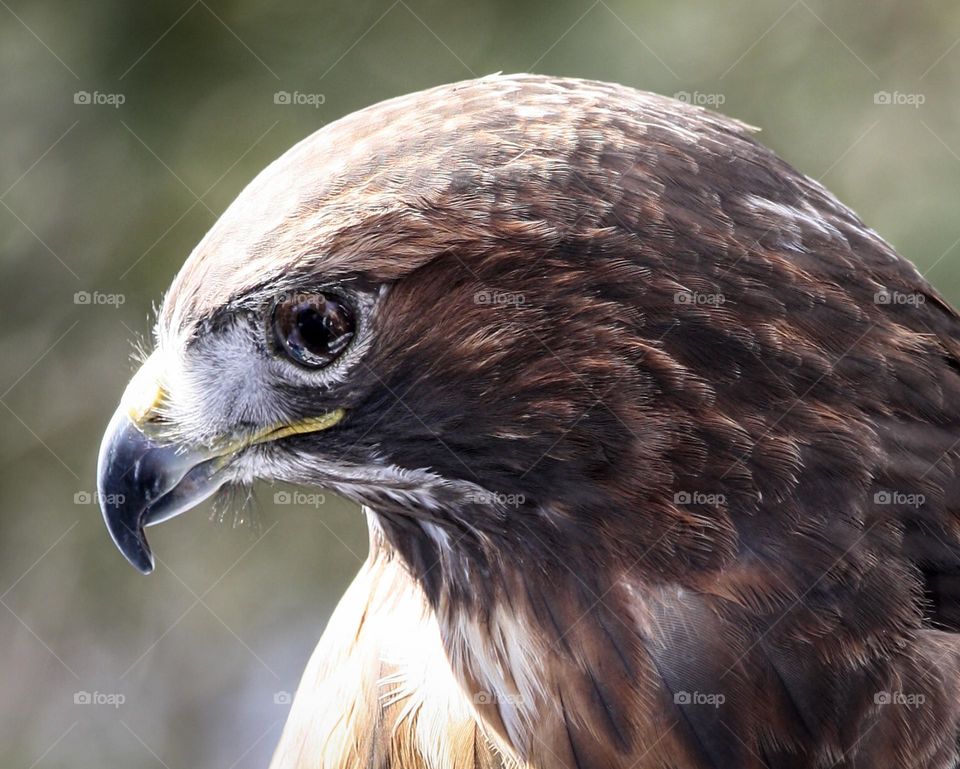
[{"x1": 3, "y1": 0, "x2": 960, "y2": 765}]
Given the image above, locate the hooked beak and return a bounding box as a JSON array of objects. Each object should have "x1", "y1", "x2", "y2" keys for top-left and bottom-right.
[
  {"x1": 96, "y1": 408, "x2": 226, "y2": 574},
  {"x1": 97, "y1": 353, "x2": 345, "y2": 574}
]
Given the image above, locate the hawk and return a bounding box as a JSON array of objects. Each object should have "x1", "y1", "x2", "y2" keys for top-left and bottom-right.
[{"x1": 97, "y1": 75, "x2": 960, "y2": 768}]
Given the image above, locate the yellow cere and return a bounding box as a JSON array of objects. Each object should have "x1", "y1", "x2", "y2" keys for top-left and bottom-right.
[{"x1": 122, "y1": 354, "x2": 166, "y2": 426}]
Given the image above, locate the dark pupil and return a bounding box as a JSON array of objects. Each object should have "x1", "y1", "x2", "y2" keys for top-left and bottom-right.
[
  {"x1": 297, "y1": 305, "x2": 328, "y2": 346},
  {"x1": 276, "y1": 294, "x2": 354, "y2": 367}
]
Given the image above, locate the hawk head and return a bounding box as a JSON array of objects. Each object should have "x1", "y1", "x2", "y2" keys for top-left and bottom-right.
[
  {"x1": 102, "y1": 75, "x2": 744, "y2": 585},
  {"x1": 97, "y1": 75, "x2": 960, "y2": 767}
]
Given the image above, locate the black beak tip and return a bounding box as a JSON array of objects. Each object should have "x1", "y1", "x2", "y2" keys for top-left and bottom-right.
[
  {"x1": 98, "y1": 496, "x2": 155, "y2": 575},
  {"x1": 113, "y1": 522, "x2": 155, "y2": 575}
]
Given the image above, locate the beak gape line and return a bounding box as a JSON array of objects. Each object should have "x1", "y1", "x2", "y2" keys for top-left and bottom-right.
[{"x1": 97, "y1": 358, "x2": 345, "y2": 574}]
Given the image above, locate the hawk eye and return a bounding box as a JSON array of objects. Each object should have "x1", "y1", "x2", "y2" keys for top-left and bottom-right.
[{"x1": 272, "y1": 292, "x2": 355, "y2": 368}]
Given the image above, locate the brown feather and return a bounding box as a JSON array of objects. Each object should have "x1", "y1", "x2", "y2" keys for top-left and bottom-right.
[{"x1": 156, "y1": 75, "x2": 960, "y2": 768}]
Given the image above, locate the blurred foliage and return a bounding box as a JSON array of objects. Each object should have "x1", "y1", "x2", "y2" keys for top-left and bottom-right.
[{"x1": 3, "y1": 0, "x2": 960, "y2": 765}]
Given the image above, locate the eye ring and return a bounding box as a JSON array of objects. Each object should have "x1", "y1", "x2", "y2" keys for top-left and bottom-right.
[{"x1": 271, "y1": 291, "x2": 356, "y2": 369}]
